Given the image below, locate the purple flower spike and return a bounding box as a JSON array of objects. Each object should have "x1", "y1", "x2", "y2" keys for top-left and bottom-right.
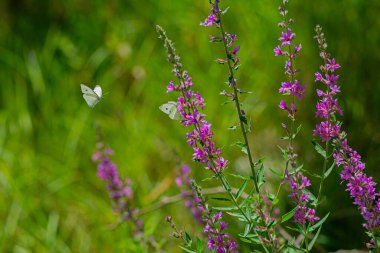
[
  {"x1": 314, "y1": 26, "x2": 380, "y2": 245},
  {"x1": 93, "y1": 143, "x2": 142, "y2": 237}
]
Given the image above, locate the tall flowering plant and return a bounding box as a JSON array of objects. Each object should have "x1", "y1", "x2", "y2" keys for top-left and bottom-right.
[
  {"x1": 274, "y1": 0, "x2": 319, "y2": 228},
  {"x1": 87, "y1": 0, "x2": 378, "y2": 252},
  {"x1": 92, "y1": 142, "x2": 161, "y2": 251},
  {"x1": 157, "y1": 25, "x2": 242, "y2": 252},
  {"x1": 313, "y1": 25, "x2": 380, "y2": 250}
]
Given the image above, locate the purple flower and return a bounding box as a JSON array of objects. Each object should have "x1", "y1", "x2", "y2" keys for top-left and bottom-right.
[
  {"x1": 274, "y1": 46, "x2": 282, "y2": 56},
  {"x1": 166, "y1": 81, "x2": 176, "y2": 93},
  {"x1": 200, "y1": 14, "x2": 218, "y2": 27},
  {"x1": 285, "y1": 170, "x2": 319, "y2": 224},
  {"x1": 93, "y1": 143, "x2": 142, "y2": 236},
  {"x1": 313, "y1": 26, "x2": 380, "y2": 240},
  {"x1": 326, "y1": 58, "x2": 341, "y2": 72},
  {"x1": 279, "y1": 28, "x2": 295, "y2": 47}
]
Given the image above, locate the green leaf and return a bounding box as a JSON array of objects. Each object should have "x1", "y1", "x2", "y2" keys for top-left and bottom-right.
[
  {"x1": 236, "y1": 179, "x2": 248, "y2": 199},
  {"x1": 302, "y1": 169, "x2": 322, "y2": 179},
  {"x1": 196, "y1": 238, "x2": 203, "y2": 253},
  {"x1": 226, "y1": 211, "x2": 246, "y2": 219},
  {"x1": 286, "y1": 225, "x2": 303, "y2": 234},
  {"x1": 281, "y1": 208, "x2": 295, "y2": 223},
  {"x1": 267, "y1": 219, "x2": 278, "y2": 229},
  {"x1": 219, "y1": 174, "x2": 231, "y2": 192},
  {"x1": 278, "y1": 145, "x2": 289, "y2": 161},
  {"x1": 183, "y1": 232, "x2": 192, "y2": 245},
  {"x1": 324, "y1": 162, "x2": 335, "y2": 178},
  {"x1": 257, "y1": 164, "x2": 265, "y2": 189},
  {"x1": 292, "y1": 124, "x2": 302, "y2": 139},
  {"x1": 179, "y1": 246, "x2": 196, "y2": 253},
  {"x1": 228, "y1": 126, "x2": 237, "y2": 130},
  {"x1": 312, "y1": 141, "x2": 326, "y2": 158},
  {"x1": 269, "y1": 167, "x2": 282, "y2": 178},
  {"x1": 221, "y1": 7, "x2": 230, "y2": 15},
  {"x1": 235, "y1": 141, "x2": 248, "y2": 155},
  {"x1": 227, "y1": 173, "x2": 250, "y2": 180},
  {"x1": 267, "y1": 192, "x2": 275, "y2": 201},
  {"x1": 310, "y1": 212, "x2": 330, "y2": 232},
  {"x1": 212, "y1": 206, "x2": 238, "y2": 211},
  {"x1": 271, "y1": 197, "x2": 279, "y2": 206},
  {"x1": 308, "y1": 222, "x2": 323, "y2": 251},
  {"x1": 201, "y1": 176, "x2": 215, "y2": 182},
  {"x1": 243, "y1": 223, "x2": 251, "y2": 237},
  {"x1": 211, "y1": 197, "x2": 231, "y2": 202}
]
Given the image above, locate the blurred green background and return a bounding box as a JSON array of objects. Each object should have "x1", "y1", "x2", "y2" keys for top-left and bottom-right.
[{"x1": 0, "y1": 0, "x2": 379, "y2": 252}]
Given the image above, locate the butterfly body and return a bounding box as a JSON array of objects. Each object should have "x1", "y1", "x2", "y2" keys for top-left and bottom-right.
[
  {"x1": 81, "y1": 84, "x2": 102, "y2": 108},
  {"x1": 159, "y1": 101, "x2": 180, "y2": 120}
]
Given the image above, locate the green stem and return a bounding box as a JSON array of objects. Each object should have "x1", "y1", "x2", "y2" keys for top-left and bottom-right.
[
  {"x1": 216, "y1": 11, "x2": 279, "y2": 252},
  {"x1": 217, "y1": 12, "x2": 260, "y2": 196}
]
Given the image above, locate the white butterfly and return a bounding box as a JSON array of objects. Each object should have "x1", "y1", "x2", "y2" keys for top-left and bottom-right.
[
  {"x1": 80, "y1": 84, "x2": 102, "y2": 108},
  {"x1": 159, "y1": 101, "x2": 180, "y2": 120}
]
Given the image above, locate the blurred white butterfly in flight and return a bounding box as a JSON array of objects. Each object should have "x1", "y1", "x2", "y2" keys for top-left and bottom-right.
[
  {"x1": 80, "y1": 84, "x2": 102, "y2": 108},
  {"x1": 159, "y1": 101, "x2": 180, "y2": 120}
]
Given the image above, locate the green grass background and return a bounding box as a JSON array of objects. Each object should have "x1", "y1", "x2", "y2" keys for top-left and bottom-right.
[{"x1": 0, "y1": 0, "x2": 379, "y2": 252}]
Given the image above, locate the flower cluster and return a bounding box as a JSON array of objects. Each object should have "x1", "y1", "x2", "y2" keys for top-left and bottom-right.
[
  {"x1": 334, "y1": 138, "x2": 380, "y2": 232},
  {"x1": 190, "y1": 181, "x2": 239, "y2": 253},
  {"x1": 157, "y1": 25, "x2": 228, "y2": 175},
  {"x1": 285, "y1": 170, "x2": 320, "y2": 224},
  {"x1": 175, "y1": 164, "x2": 205, "y2": 224},
  {"x1": 275, "y1": 1, "x2": 317, "y2": 225},
  {"x1": 200, "y1": 0, "x2": 220, "y2": 27},
  {"x1": 312, "y1": 32, "x2": 342, "y2": 141},
  {"x1": 274, "y1": 28, "x2": 305, "y2": 117},
  {"x1": 205, "y1": 212, "x2": 238, "y2": 253},
  {"x1": 314, "y1": 25, "x2": 380, "y2": 239},
  {"x1": 92, "y1": 143, "x2": 143, "y2": 234}
]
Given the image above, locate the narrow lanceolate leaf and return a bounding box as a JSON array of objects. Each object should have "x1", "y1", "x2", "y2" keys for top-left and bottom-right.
[
  {"x1": 310, "y1": 212, "x2": 330, "y2": 232},
  {"x1": 236, "y1": 179, "x2": 248, "y2": 199},
  {"x1": 227, "y1": 211, "x2": 247, "y2": 220},
  {"x1": 243, "y1": 223, "x2": 252, "y2": 237},
  {"x1": 292, "y1": 124, "x2": 302, "y2": 139},
  {"x1": 235, "y1": 141, "x2": 248, "y2": 155},
  {"x1": 212, "y1": 206, "x2": 238, "y2": 211},
  {"x1": 278, "y1": 145, "x2": 289, "y2": 161},
  {"x1": 312, "y1": 141, "x2": 326, "y2": 158},
  {"x1": 281, "y1": 208, "x2": 295, "y2": 223},
  {"x1": 184, "y1": 232, "x2": 192, "y2": 245},
  {"x1": 211, "y1": 197, "x2": 231, "y2": 202},
  {"x1": 324, "y1": 162, "x2": 335, "y2": 178},
  {"x1": 308, "y1": 224, "x2": 323, "y2": 251},
  {"x1": 256, "y1": 164, "x2": 265, "y2": 189},
  {"x1": 227, "y1": 173, "x2": 250, "y2": 180},
  {"x1": 179, "y1": 246, "x2": 196, "y2": 253}
]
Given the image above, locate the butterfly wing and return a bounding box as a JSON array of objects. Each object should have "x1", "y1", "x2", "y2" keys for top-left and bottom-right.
[
  {"x1": 81, "y1": 84, "x2": 101, "y2": 108},
  {"x1": 169, "y1": 107, "x2": 180, "y2": 120},
  {"x1": 93, "y1": 85, "x2": 102, "y2": 98},
  {"x1": 159, "y1": 101, "x2": 180, "y2": 120}
]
